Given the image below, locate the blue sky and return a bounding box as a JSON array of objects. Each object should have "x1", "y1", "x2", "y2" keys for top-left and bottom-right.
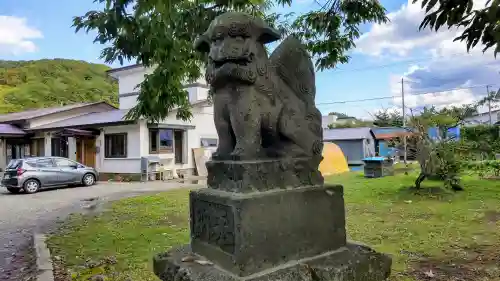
[{"x1": 0, "y1": 0, "x2": 498, "y2": 118}]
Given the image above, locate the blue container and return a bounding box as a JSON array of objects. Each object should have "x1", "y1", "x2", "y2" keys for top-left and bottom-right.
[{"x1": 362, "y1": 157, "x2": 394, "y2": 178}]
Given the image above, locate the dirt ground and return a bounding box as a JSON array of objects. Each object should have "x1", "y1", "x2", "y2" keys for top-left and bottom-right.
[{"x1": 408, "y1": 244, "x2": 500, "y2": 281}]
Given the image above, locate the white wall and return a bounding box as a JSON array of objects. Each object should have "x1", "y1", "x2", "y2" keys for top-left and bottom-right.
[
  {"x1": 115, "y1": 66, "x2": 154, "y2": 95},
  {"x1": 465, "y1": 111, "x2": 500, "y2": 126},
  {"x1": 111, "y1": 65, "x2": 209, "y2": 109},
  {"x1": 139, "y1": 105, "x2": 217, "y2": 171},
  {"x1": 97, "y1": 123, "x2": 142, "y2": 173},
  {"x1": 44, "y1": 133, "x2": 51, "y2": 156},
  {"x1": 68, "y1": 137, "x2": 77, "y2": 161},
  {"x1": 94, "y1": 110, "x2": 217, "y2": 174},
  {"x1": 187, "y1": 86, "x2": 209, "y2": 103},
  {"x1": 119, "y1": 95, "x2": 139, "y2": 110},
  {"x1": 321, "y1": 115, "x2": 337, "y2": 129},
  {"x1": 180, "y1": 105, "x2": 217, "y2": 170},
  {"x1": 105, "y1": 65, "x2": 217, "y2": 174}
]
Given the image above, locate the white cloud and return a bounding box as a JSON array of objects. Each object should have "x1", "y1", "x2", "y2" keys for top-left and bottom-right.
[
  {"x1": 0, "y1": 16, "x2": 43, "y2": 55},
  {"x1": 355, "y1": 0, "x2": 447, "y2": 57},
  {"x1": 356, "y1": 0, "x2": 490, "y2": 58},
  {"x1": 355, "y1": 0, "x2": 499, "y2": 112}
]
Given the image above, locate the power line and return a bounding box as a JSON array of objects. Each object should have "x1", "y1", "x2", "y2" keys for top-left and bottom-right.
[
  {"x1": 317, "y1": 95, "x2": 393, "y2": 105},
  {"x1": 316, "y1": 84, "x2": 497, "y2": 106}
]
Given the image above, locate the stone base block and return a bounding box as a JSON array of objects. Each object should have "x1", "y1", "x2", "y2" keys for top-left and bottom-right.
[
  {"x1": 153, "y1": 243, "x2": 392, "y2": 281},
  {"x1": 206, "y1": 157, "x2": 324, "y2": 192},
  {"x1": 189, "y1": 185, "x2": 346, "y2": 276}
]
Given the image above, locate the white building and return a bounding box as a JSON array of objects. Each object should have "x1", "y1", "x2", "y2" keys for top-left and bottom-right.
[
  {"x1": 464, "y1": 110, "x2": 500, "y2": 126},
  {"x1": 0, "y1": 64, "x2": 218, "y2": 179},
  {"x1": 321, "y1": 114, "x2": 357, "y2": 129}
]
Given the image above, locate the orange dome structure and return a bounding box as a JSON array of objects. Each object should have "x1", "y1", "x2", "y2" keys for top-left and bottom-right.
[{"x1": 319, "y1": 142, "x2": 349, "y2": 176}]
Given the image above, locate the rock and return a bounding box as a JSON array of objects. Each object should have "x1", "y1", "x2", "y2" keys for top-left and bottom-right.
[
  {"x1": 89, "y1": 274, "x2": 105, "y2": 281},
  {"x1": 104, "y1": 256, "x2": 117, "y2": 265},
  {"x1": 84, "y1": 258, "x2": 99, "y2": 269}
]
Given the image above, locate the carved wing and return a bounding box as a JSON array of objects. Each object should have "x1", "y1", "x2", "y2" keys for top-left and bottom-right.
[{"x1": 269, "y1": 35, "x2": 316, "y2": 106}]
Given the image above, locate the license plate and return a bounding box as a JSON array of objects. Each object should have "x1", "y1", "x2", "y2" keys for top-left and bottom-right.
[{"x1": 3, "y1": 174, "x2": 10, "y2": 179}]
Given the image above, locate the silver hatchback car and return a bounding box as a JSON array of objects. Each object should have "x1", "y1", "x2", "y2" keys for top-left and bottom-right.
[{"x1": 1, "y1": 157, "x2": 99, "y2": 194}]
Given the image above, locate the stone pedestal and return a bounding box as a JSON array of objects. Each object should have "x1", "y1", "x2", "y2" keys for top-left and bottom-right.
[
  {"x1": 206, "y1": 157, "x2": 324, "y2": 193},
  {"x1": 153, "y1": 159, "x2": 392, "y2": 281},
  {"x1": 190, "y1": 185, "x2": 346, "y2": 276},
  {"x1": 154, "y1": 243, "x2": 391, "y2": 281}
]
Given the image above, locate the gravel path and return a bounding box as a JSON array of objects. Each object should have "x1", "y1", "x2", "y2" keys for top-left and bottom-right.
[{"x1": 0, "y1": 181, "x2": 202, "y2": 281}]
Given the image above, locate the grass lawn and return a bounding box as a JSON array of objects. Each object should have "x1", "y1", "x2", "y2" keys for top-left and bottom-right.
[{"x1": 47, "y1": 172, "x2": 500, "y2": 281}]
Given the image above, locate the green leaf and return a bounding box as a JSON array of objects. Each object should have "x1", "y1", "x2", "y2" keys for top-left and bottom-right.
[
  {"x1": 435, "y1": 11, "x2": 448, "y2": 30},
  {"x1": 417, "y1": 0, "x2": 499, "y2": 57},
  {"x1": 74, "y1": 0, "x2": 388, "y2": 121},
  {"x1": 425, "y1": 0, "x2": 438, "y2": 12}
]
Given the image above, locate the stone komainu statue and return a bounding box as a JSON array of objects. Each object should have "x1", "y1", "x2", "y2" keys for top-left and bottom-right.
[{"x1": 194, "y1": 12, "x2": 323, "y2": 161}]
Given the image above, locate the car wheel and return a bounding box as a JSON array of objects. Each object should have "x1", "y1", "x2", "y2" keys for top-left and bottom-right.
[
  {"x1": 23, "y1": 179, "x2": 40, "y2": 194},
  {"x1": 82, "y1": 173, "x2": 95, "y2": 186},
  {"x1": 6, "y1": 187, "x2": 21, "y2": 194}
]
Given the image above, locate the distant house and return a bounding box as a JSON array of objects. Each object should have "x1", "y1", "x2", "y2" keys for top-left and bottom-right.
[
  {"x1": 371, "y1": 127, "x2": 414, "y2": 159},
  {"x1": 321, "y1": 114, "x2": 357, "y2": 129},
  {"x1": 323, "y1": 127, "x2": 376, "y2": 165},
  {"x1": 464, "y1": 110, "x2": 500, "y2": 126},
  {"x1": 321, "y1": 115, "x2": 336, "y2": 129},
  {"x1": 0, "y1": 64, "x2": 218, "y2": 179}
]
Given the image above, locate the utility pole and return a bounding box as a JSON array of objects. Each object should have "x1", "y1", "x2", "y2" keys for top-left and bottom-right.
[
  {"x1": 401, "y1": 77, "x2": 407, "y2": 164},
  {"x1": 487, "y1": 85, "x2": 492, "y2": 125}
]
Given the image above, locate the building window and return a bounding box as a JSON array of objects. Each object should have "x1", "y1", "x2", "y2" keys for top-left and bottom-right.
[
  {"x1": 104, "y1": 133, "x2": 127, "y2": 158},
  {"x1": 149, "y1": 130, "x2": 158, "y2": 153},
  {"x1": 51, "y1": 137, "x2": 68, "y2": 158},
  {"x1": 149, "y1": 129, "x2": 173, "y2": 153},
  {"x1": 200, "y1": 138, "x2": 218, "y2": 147}
]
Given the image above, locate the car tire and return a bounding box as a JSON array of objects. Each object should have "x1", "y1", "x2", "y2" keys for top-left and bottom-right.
[
  {"x1": 23, "y1": 179, "x2": 40, "y2": 194},
  {"x1": 6, "y1": 187, "x2": 21, "y2": 194},
  {"x1": 82, "y1": 173, "x2": 96, "y2": 186}
]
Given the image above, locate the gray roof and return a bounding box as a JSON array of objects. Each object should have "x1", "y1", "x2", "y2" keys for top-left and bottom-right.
[
  {"x1": 0, "y1": 124, "x2": 26, "y2": 135},
  {"x1": 106, "y1": 64, "x2": 142, "y2": 74},
  {"x1": 323, "y1": 127, "x2": 374, "y2": 141},
  {"x1": 0, "y1": 102, "x2": 115, "y2": 123},
  {"x1": 30, "y1": 109, "x2": 131, "y2": 130}
]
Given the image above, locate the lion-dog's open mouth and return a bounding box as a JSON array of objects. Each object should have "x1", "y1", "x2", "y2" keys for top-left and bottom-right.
[{"x1": 212, "y1": 56, "x2": 253, "y2": 69}]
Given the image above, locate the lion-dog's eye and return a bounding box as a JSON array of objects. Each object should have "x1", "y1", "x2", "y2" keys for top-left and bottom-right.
[{"x1": 212, "y1": 32, "x2": 224, "y2": 42}]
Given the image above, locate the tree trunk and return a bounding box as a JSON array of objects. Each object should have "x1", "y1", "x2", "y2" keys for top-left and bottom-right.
[{"x1": 415, "y1": 173, "x2": 426, "y2": 189}]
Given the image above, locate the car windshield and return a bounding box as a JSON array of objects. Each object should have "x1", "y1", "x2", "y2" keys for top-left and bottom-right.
[{"x1": 6, "y1": 159, "x2": 22, "y2": 169}]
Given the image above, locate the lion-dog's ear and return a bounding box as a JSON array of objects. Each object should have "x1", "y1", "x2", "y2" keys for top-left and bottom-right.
[
  {"x1": 194, "y1": 34, "x2": 210, "y2": 53},
  {"x1": 258, "y1": 25, "x2": 281, "y2": 44}
]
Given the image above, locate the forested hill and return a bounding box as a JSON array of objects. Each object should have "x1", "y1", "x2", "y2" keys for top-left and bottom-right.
[{"x1": 0, "y1": 59, "x2": 118, "y2": 114}]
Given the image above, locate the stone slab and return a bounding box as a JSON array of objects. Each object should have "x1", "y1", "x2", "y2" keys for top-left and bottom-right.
[
  {"x1": 206, "y1": 158, "x2": 324, "y2": 193},
  {"x1": 34, "y1": 233, "x2": 55, "y2": 281},
  {"x1": 189, "y1": 185, "x2": 346, "y2": 276},
  {"x1": 153, "y1": 243, "x2": 392, "y2": 281}
]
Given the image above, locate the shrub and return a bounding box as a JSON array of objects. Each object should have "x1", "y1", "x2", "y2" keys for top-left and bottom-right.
[{"x1": 463, "y1": 160, "x2": 500, "y2": 177}]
